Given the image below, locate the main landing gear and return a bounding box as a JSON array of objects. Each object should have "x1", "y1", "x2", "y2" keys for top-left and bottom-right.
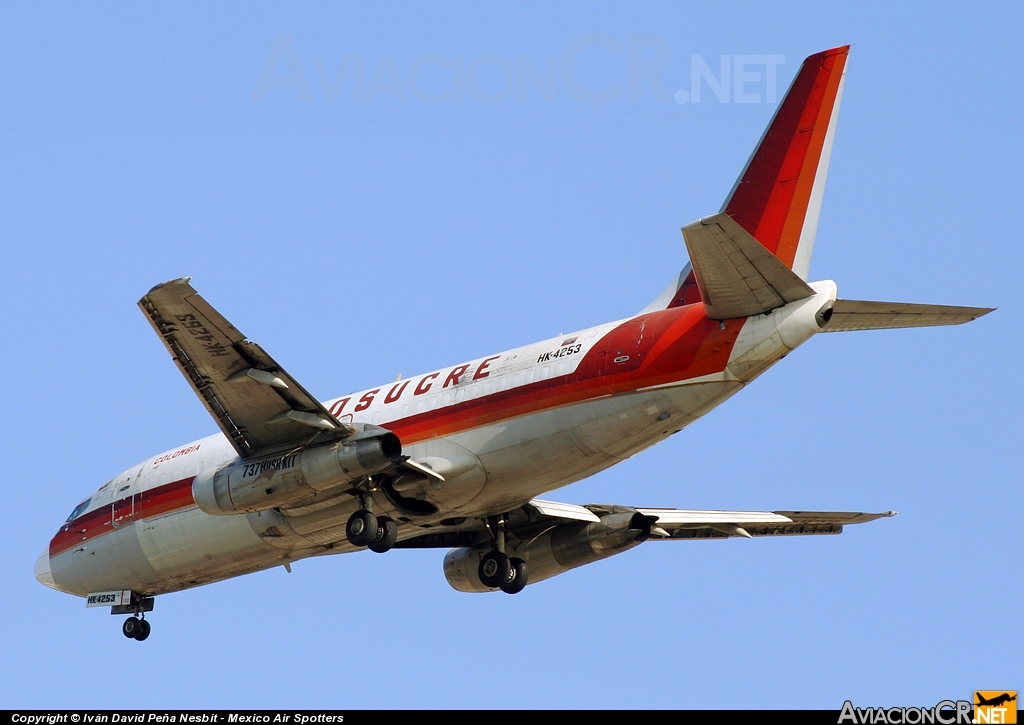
[
  {"x1": 345, "y1": 491, "x2": 397, "y2": 553},
  {"x1": 479, "y1": 514, "x2": 529, "y2": 594},
  {"x1": 122, "y1": 615, "x2": 151, "y2": 641}
]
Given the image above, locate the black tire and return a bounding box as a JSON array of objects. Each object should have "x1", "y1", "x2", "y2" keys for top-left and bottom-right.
[
  {"x1": 346, "y1": 510, "x2": 379, "y2": 547},
  {"x1": 122, "y1": 617, "x2": 141, "y2": 639},
  {"x1": 368, "y1": 516, "x2": 398, "y2": 553},
  {"x1": 501, "y1": 558, "x2": 529, "y2": 595},
  {"x1": 134, "y1": 619, "x2": 151, "y2": 641},
  {"x1": 478, "y1": 551, "x2": 511, "y2": 589}
]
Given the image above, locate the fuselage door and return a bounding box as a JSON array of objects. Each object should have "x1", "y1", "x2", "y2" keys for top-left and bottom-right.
[{"x1": 111, "y1": 466, "x2": 143, "y2": 528}]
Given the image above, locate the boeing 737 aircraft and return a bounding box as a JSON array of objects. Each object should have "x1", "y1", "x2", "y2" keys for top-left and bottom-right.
[{"x1": 36, "y1": 46, "x2": 992, "y2": 641}]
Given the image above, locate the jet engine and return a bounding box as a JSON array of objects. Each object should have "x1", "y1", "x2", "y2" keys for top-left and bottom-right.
[
  {"x1": 443, "y1": 511, "x2": 651, "y2": 592},
  {"x1": 193, "y1": 430, "x2": 401, "y2": 515}
]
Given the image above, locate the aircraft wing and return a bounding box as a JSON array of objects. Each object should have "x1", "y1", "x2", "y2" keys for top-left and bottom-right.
[
  {"x1": 521, "y1": 501, "x2": 895, "y2": 539},
  {"x1": 139, "y1": 278, "x2": 353, "y2": 457},
  {"x1": 396, "y1": 500, "x2": 895, "y2": 549},
  {"x1": 632, "y1": 507, "x2": 896, "y2": 539}
]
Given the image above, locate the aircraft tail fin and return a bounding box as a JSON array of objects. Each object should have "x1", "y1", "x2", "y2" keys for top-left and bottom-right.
[
  {"x1": 722, "y1": 45, "x2": 848, "y2": 279},
  {"x1": 642, "y1": 46, "x2": 849, "y2": 315}
]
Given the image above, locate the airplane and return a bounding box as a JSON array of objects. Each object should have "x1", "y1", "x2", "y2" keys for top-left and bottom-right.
[
  {"x1": 976, "y1": 693, "x2": 1017, "y2": 708},
  {"x1": 35, "y1": 45, "x2": 993, "y2": 641}
]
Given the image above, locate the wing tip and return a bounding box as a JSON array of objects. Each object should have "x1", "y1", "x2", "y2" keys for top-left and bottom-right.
[
  {"x1": 953, "y1": 306, "x2": 996, "y2": 323},
  {"x1": 146, "y1": 276, "x2": 194, "y2": 296}
]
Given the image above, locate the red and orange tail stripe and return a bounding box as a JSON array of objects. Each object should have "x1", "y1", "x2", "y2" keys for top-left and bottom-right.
[
  {"x1": 722, "y1": 45, "x2": 849, "y2": 268},
  {"x1": 667, "y1": 46, "x2": 848, "y2": 310}
]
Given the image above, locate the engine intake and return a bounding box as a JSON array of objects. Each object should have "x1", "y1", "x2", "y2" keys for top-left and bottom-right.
[{"x1": 193, "y1": 430, "x2": 401, "y2": 515}]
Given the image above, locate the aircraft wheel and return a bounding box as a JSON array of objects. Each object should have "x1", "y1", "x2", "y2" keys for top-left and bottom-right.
[
  {"x1": 478, "y1": 551, "x2": 511, "y2": 589},
  {"x1": 346, "y1": 510, "x2": 379, "y2": 547},
  {"x1": 122, "y1": 617, "x2": 141, "y2": 639},
  {"x1": 368, "y1": 516, "x2": 398, "y2": 553},
  {"x1": 134, "y1": 619, "x2": 151, "y2": 641},
  {"x1": 501, "y1": 558, "x2": 529, "y2": 595}
]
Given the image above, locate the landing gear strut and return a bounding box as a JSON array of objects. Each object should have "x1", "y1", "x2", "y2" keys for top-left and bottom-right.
[
  {"x1": 345, "y1": 489, "x2": 398, "y2": 553},
  {"x1": 122, "y1": 615, "x2": 150, "y2": 641},
  {"x1": 479, "y1": 514, "x2": 530, "y2": 594}
]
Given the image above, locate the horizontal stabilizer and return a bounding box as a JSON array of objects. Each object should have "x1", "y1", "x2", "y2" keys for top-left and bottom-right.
[
  {"x1": 820, "y1": 299, "x2": 994, "y2": 332},
  {"x1": 682, "y1": 212, "x2": 816, "y2": 319}
]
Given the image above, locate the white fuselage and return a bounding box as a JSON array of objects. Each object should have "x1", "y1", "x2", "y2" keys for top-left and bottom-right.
[{"x1": 38, "y1": 282, "x2": 836, "y2": 598}]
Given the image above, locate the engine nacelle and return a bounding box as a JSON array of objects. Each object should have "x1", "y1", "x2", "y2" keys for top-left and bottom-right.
[
  {"x1": 193, "y1": 431, "x2": 401, "y2": 515},
  {"x1": 443, "y1": 511, "x2": 650, "y2": 592}
]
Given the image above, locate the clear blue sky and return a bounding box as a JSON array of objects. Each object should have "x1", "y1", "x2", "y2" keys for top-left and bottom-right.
[{"x1": 2, "y1": 2, "x2": 1020, "y2": 709}]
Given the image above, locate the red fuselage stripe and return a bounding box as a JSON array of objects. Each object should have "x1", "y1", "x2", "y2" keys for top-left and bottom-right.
[
  {"x1": 389, "y1": 307, "x2": 739, "y2": 442},
  {"x1": 51, "y1": 302, "x2": 745, "y2": 557},
  {"x1": 50, "y1": 477, "x2": 196, "y2": 557}
]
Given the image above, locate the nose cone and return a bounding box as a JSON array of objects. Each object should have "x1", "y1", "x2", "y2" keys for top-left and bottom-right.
[{"x1": 35, "y1": 547, "x2": 58, "y2": 590}]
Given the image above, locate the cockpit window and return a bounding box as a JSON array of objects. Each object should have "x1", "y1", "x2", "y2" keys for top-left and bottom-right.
[{"x1": 66, "y1": 498, "x2": 91, "y2": 522}]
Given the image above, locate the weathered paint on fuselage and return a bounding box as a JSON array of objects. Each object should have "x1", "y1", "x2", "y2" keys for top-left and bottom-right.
[{"x1": 43, "y1": 283, "x2": 835, "y2": 598}]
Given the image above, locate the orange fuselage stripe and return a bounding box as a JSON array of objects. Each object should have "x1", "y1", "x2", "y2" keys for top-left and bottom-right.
[{"x1": 51, "y1": 302, "x2": 744, "y2": 557}]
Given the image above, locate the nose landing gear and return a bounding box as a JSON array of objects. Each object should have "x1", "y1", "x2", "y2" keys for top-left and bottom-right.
[
  {"x1": 122, "y1": 615, "x2": 151, "y2": 641},
  {"x1": 111, "y1": 591, "x2": 155, "y2": 641}
]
